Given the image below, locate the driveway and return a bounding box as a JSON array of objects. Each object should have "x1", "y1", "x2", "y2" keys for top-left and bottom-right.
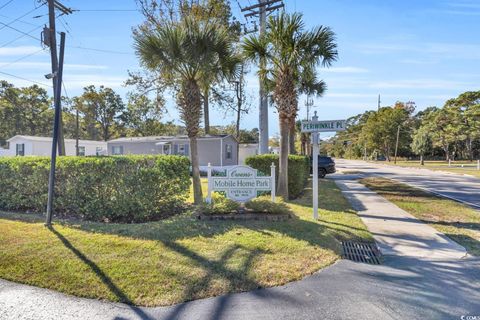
[{"x1": 335, "y1": 159, "x2": 480, "y2": 208}]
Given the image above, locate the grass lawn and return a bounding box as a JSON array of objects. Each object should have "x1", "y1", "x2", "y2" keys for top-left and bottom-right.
[
  {"x1": 386, "y1": 160, "x2": 480, "y2": 178},
  {"x1": 0, "y1": 179, "x2": 371, "y2": 307},
  {"x1": 361, "y1": 177, "x2": 480, "y2": 256}
]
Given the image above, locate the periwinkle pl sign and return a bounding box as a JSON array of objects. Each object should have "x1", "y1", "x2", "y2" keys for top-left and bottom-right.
[
  {"x1": 301, "y1": 119, "x2": 346, "y2": 133},
  {"x1": 207, "y1": 165, "x2": 275, "y2": 202}
]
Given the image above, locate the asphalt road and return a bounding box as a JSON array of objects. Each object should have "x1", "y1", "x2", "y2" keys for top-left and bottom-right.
[
  {"x1": 1, "y1": 256, "x2": 480, "y2": 320},
  {"x1": 335, "y1": 159, "x2": 480, "y2": 209}
]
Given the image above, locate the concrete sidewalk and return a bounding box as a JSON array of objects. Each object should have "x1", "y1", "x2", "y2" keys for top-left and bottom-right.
[{"x1": 333, "y1": 174, "x2": 468, "y2": 260}]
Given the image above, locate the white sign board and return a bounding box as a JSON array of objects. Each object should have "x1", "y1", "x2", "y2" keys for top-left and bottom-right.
[
  {"x1": 301, "y1": 119, "x2": 346, "y2": 133},
  {"x1": 207, "y1": 165, "x2": 275, "y2": 202}
]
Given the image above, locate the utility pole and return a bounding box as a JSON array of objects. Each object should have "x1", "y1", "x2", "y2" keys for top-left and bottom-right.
[
  {"x1": 75, "y1": 107, "x2": 79, "y2": 156},
  {"x1": 377, "y1": 94, "x2": 381, "y2": 111},
  {"x1": 45, "y1": 0, "x2": 72, "y2": 156},
  {"x1": 242, "y1": 0, "x2": 284, "y2": 154},
  {"x1": 45, "y1": 31, "x2": 66, "y2": 226},
  {"x1": 394, "y1": 125, "x2": 400, "y2": 164},
  {"x1": 305, "y1": 96, "x2": 314, "y2": 120}
]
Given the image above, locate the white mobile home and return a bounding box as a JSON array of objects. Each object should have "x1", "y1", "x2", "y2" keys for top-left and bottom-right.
[
  {"x1": 238, "y1": 143, "x2": 258, "y2": 164},
  {"x1": 4, "y1": 135, "x2": 107, "y2": 156}
]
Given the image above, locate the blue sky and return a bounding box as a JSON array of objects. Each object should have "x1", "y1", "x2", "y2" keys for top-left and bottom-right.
[{"x1": 1, "y1": 0, "x2": 479, "y2": 136}]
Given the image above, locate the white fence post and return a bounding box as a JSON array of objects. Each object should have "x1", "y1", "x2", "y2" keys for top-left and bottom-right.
[
  {"x1": 271, "y1": 162, "x2": 276, "y2": 202},
  {"x1": 477, "y1": 160, "x2": 480, "y2": 171},
  {"x1": 206, "y1": 163, "x2": 212, "y2": 203}
]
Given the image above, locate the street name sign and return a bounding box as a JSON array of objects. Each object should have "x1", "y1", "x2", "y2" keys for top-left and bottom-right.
[
  {"x1": 207, "y1": 164, "x2": 276, "y2": 202},
  {"x1": 301, "y1": 119, "x2": 346, "y2": 133},
  {"x1": 301, "y1": 112, "x2": 347, "y2": 219}
]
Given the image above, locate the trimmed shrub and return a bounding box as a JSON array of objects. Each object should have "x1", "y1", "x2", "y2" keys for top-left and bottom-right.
[
  {"x1": 245, "y1": 196, "x2": 292, "y2": 215},
  {"x1": 0, "y1": 155, "x2": 190, "y2": 223},
  {"x1": 245, "y1": 154, "x2": 310, "y2": 199},
  {"x1": 199, "y1": 193, "x2": 240, "y2": 215}
]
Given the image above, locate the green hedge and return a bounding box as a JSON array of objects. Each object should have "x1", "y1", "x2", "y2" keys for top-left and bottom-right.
[
  {"x1": 245, "y1": 154, "x2": 310, "y2": 199},
  {"x1": 0, "y1": 155, "x2": 190, "y2": 223}
]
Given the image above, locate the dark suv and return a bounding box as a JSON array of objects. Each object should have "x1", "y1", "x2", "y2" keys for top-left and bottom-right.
[{"x1": 310, "y1": 156, "x2": 336, "y2": 178}]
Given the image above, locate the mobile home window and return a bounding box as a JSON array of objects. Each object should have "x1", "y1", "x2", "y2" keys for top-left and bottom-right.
[
  {"x1": 226, "y1": 144, "x2": 232, "y2": 159},
  {"x1": 16, "y1": 143, "x2": 25, "y2": 156},
  {"x1": 95, "y1": 147, "x2": 103, "y2": 156},
  {"x1": 112, "y1": 146, "x2": 124, "y2": 155},
  {"x1": 78, "y1": 146, "x2": 85, "y2": 156},
  {"x1": 178, "y1": 144, "x2": 189, "y2": 156},
  {"x1": 162, "y1": 144, "x2": 171, "y2": 155}
]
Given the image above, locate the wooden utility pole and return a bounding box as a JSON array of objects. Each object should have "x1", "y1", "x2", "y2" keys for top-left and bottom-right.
[
  {"x1": 46, "y1": 0, "x2": 72, "y2": 156},
  {"x1": 394, "y1": 125, "x2": 400, "y2": 164},
  {"x1": 242, "y1": 0, "x2": 284, "y2": 154},
  {"x1": 45, "y1": 32, "x2": 66, "y2": 226}
]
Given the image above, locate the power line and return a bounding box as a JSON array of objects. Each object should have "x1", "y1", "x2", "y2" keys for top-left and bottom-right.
[
  {"x1": 0, "y1": 21, "x2": 42, "y2": 42},
  {"x1": 0, "y1": 4, "x2": 44, "y2": 32},
  {"x1": 72, "y1": 9, "x2": 138, "y2": 12},
  {"x1": 68, "y1": 45, "x2": 133, "y2": 55},
  {"x1": 0, "y1": 70, "x2": 51, "y2": 87},
  {"x1": 0, "y1": 48, "x2": 45, "y2": 69},
  {"x1": 0, "y1": 24, "x2": 43, "y2": 48},
  {"x1": 0, "y1": 0, "x2": 14, "y2": 10}
]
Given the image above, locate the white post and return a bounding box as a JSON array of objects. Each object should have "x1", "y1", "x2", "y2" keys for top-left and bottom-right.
[
  {"x1": 206, "y1": 163, "x2": 212, "y2": 203},
  {"x1": 312, "y1": 132, "x2": 319, "y2": 220},
  {"x1": 477, "y1": 160, "x2": 480, "y2": 171},
  {"x1": 448, "y1": 159, "x2": 451, "y2": 167},
  {"x1": 271, "y1": 162, "x2": 276, "y2": 202}
]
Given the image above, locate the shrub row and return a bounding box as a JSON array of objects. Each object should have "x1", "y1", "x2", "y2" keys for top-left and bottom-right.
[
  {"x1": 0, "y1": 155, "x2": 190, "y2": 223},
  {"x1": 245, "y1": 154, "x2": 310, "y2": 199}
]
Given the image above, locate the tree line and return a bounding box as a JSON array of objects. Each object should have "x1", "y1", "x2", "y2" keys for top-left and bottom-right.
[
  {"x1": 0, "y1": 79, "x2": 260, "y2": 146},
  {"x1": 324, "y1": 91, "x2": 480, "y2": 162}
]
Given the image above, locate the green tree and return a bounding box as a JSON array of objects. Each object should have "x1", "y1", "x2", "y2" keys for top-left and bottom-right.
[
  {"x1": 134, "y1": 16, "x2": 239, "y2": 205},
  {"x1": 361, "y1": 107, "x2": 410, "y2": 161},
  {"x1": 243, "y1": 12, "x2": 337, "y2": 198},
  {"x1": 411, "y1": 126, "x2": 431, "y2": 165},
  {"x1": 121, "y1": 93, "x2": 165, "y2": 136},
  {"x1": 73, "y1": 85, "x2": 125, "y2": 141},
  {"x1": 0, "y1": 81, "x2": 53, "y2": 145}
]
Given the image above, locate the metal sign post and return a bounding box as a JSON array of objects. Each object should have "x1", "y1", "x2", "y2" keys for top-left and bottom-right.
[
  {"x1": 301, "y1": 111, "x2": 346, "y2": 220},
  {"x1": 311, "y1": 131, "x2": 319, "y2": 220}
]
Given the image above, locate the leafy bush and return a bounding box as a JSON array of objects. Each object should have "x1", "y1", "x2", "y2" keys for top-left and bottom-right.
[
  {"x1": 0, "y1": 155, "x2": 190, "y2": 223},
  {"x1": 245, "y1": 154, "x2": 310, "y2": 199},
  {"x1": 245, "y1": 197, "x2": 292, "y2": 215},
  {"x1": 199, "y1": 193, "x2": 240, "y2": 215}
]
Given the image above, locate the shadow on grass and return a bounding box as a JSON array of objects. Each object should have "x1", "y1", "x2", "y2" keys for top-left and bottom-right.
[
  {"x1": 48, "y1": 226, "x2": 155, "y2": 319},
  {"x1": 0, "y1": 179, "x2": 369, "y2": 311}
]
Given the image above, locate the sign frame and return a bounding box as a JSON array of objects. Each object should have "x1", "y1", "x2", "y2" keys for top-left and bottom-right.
[{"x1": 206, "y1": 164, "x2": 276, "y2": 203}]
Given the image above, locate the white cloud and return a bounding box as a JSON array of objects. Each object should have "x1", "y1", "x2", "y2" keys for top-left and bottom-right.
[
  {"x1": 368, "y1": 79, "x2": 477, "y2": 90},
  {"x1": 0, "y1": 46, "x2": 46, "y2": 56},
  {"x1": 357, "y1": 42, "x2": 480, "y2": 60},
  {"x1": 321, "y1": 67, "x2": 369, "y2": 74},
  {"x1": 0, "y1": 61, "x2": 108, "y2": 70},
  {"x1": 62, "y1": 74, "x2": 126, "y2": 90}
]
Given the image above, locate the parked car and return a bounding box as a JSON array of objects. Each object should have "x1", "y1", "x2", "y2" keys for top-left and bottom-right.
[{"x1": 310, "y1": 156, "x2": 336, "y2": 178}]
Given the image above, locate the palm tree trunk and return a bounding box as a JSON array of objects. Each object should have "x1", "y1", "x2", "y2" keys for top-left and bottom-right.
[
  {"x1": 190, "y1": 136, "x2": 203, "y2": 204},
  {"x1": 277, "y1": 117, "x2": 289, "y2": 199},
  {"x1": 179, "y1": 79, "x2": 203, "y2": 205},
  {"x1": 203, "y1": 89, "x2": 210, "y2": 134},
  {"x1": 289, "y1": 120, "x2": 296, "y2": 154}
]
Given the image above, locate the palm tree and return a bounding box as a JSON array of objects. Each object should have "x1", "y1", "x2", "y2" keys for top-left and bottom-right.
[
  {"x1": 134, "y1": 17, "x2": 239, "y2": 204},
  {"x1": 290, "y1": 67, "x2": 327, "y2": 154},
  {"x1": 243, "y1": 12, "x2": 337, "y2": 199}
]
